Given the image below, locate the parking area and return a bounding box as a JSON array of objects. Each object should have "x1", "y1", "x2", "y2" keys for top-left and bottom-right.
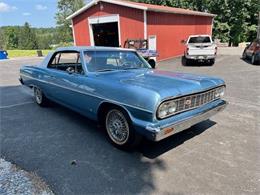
[{"x1": 0, "y1": 51, "x2": 259, "y2": 194}]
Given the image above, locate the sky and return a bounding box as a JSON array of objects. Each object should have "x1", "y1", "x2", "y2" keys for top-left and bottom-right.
[{"x1": 0, "y1": 0, "x2": 91, "y2": 28}]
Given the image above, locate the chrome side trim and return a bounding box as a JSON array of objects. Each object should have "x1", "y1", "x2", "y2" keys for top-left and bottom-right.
[{"x1": 20, "y1": 73, "x2": 153, "y2": 113}]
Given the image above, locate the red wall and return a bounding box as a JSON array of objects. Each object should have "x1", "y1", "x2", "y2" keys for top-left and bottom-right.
[
  {"x1": 72, "y1": 2, "x2": 144, "y2": 46},
  {"x1": 72, "y1": 2, "x2": 213, "y2": 61},
  {"x1": 147, "y1": 12, "x2": 213, "y2": 60}
]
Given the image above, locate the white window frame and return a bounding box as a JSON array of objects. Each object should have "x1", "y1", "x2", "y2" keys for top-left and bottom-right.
[{"x1": 88, "y1": 14, "x2": 121, "y2": 46}]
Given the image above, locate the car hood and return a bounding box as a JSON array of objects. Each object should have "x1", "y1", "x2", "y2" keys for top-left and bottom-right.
[{"x1": 118, "y1": 69, "x2": 224, "y2": 99}]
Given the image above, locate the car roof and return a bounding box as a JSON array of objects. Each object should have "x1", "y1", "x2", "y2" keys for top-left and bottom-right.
[{"x1": 55, "y1": 46, "x2": 136, "y2": 52}]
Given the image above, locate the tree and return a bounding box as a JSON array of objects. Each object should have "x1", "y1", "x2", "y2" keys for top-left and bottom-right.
[
  {"x1": 0, "y1": 29, "x2": 5, "y2": 49},
  {"x1": 2, "y1": 26, "x2": 20, "y2": 49},
  {"x1": 18, "y1": 22, "x2": 38, "y2": 49},
  {"x1": 55, "y1": 0, "x2": 85, "y2": 43}
]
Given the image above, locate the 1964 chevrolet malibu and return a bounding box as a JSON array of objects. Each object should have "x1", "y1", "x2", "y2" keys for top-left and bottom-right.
[{"x1": 20, "y1": 46, "x2": 227, "y2": 150}]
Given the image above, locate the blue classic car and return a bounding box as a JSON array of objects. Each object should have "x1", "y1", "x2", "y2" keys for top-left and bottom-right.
[{"x1": 19, "y1": 46, "x2": 227, "y2": 150}]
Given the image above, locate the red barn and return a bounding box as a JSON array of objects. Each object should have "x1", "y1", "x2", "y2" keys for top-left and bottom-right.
[{"x1": 67, "y1": 0, "x2": 215, "y2": 61}]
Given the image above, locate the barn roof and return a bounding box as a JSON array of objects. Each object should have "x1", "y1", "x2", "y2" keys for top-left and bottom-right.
[{"x1": 67, "y1": 0, "x2": 216, "y2": 20}]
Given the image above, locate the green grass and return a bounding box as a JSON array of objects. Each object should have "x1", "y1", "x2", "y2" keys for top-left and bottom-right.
[{"x1": 7, "y1": 50, "x2": 53, "y2": 58}]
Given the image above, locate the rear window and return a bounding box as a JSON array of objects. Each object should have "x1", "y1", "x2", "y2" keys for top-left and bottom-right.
[{"x1": 188, "y1": 36, "x2": 211, "y2": 43}]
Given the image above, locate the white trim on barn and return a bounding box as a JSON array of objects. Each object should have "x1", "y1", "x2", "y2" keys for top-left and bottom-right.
[
  {"x1": 70, "y1": 23, "x2": 76, "y2": 46},
  {"x1": 66, "y1": 0, "x2": 215, "y2": 20},
  {"x1": 87, "y1": 14, "x2": 121, "y2": 46},
  {"x1": 144, "y1": 10, "x2": 147, "y2": 40},
  {"x1": 101, "y1": 0, "x2": 147, "y2": 10},
  {"x1": 88, "y1": 14, "x2": 119, "y2": 24},
  {"x1": 210, "y1": 17, "x2": 214, "y2": 36},
  {"x1": 67, "y1": 0, "x2": 147, "y2": 20}
]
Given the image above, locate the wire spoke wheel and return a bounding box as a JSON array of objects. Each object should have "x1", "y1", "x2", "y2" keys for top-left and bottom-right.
[
  {"x1": 105, "y1": 109, "x2": 130, "y2": 145},
  {"x1": 34, "y1": 87, "x2": 43, "y2": 104}
]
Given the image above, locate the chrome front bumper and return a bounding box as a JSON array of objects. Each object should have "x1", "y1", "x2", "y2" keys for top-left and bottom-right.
[
  {"x1": 186, "y1": 55, "x2": 216, "y2": 60},
  {"x1": 146, "y1": 100, "x2": 227, "y2": 141}
]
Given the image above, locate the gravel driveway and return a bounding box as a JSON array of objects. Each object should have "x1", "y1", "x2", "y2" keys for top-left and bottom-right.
[{"x1": 0, "y1": 158, "x2": 53, "y2": 195}]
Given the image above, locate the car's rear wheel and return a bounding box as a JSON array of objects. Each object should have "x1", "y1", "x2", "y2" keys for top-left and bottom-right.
[
  {"x1": 104, "y1": 108, "x2": 141, "y2": 150},
  {"x1": 34, "y1": 87, "x2": 48, "y2": 106},
  {"x1": 183, "y1": 56, "x2": 190, "y2": 66}
]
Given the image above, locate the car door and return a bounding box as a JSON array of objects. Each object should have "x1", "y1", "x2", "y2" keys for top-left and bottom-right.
[{"x1": 46, "y1": 51, "x2": 98, "y2": 117}]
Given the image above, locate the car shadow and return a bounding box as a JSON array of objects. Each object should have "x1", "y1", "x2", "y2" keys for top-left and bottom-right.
[
  {"x1": 1, "y1": 85, "x2": 215, "y2": 194},
  {"x1": 138, "y1": 120, "x2": 216, "y2": 159},
  {"x1": 1, "y1": 85, "x2": 169, "y2": 194},
  {"x1": 181, "y1": 56, "x2": 214, "y2": 66}
]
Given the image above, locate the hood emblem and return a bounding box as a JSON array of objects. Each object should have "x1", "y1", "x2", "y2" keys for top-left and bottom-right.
[{"x1": 185, "y1": 99, "x2": 192, "y2": 106}]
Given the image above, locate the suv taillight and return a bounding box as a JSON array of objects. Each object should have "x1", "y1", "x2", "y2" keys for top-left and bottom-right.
[
  {"x1": 186, "y1": 47, "x2": 189, "y2": 55},
  {"x1": 215, "y1": 46, "x2": 218, "y2": 55}
]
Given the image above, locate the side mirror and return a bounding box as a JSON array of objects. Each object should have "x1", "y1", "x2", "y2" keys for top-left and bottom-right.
[
  {"x1": 148, "y1": 59, "x2": 156, "y2": 69},
  {"x1": 181, "y1": 40, "x2": 186, "y2": 44}
]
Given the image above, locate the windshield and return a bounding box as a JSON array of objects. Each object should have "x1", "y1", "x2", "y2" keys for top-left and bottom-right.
[
  {"x1": 84, "y1": 50, "x2": 151, "y2": 72},
  {"x1": 188, "y1": 36, "x2": 211, "y2": 44}
]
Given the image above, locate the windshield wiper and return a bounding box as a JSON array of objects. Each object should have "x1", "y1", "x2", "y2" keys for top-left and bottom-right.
[
  {"x1": 96, "y1": 69, "x2": 115, "y2": 72},
  {"x1": 122, "y1": 67, "x2": 142, "y2": 70}
]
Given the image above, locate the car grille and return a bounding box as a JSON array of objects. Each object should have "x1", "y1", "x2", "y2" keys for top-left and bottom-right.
[{"x1": 174, "y1": 88, "x2": 220, "y2": 114}]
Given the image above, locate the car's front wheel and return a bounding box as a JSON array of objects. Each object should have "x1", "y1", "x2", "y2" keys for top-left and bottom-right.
[
  {"x1": 34, "y1": 87, "x2": 49, "y2": 106},
  {"x1": 105, "y1": 108, "x2": 141, "y2": 150},
  {"x1": 209, "y1": 59, "x2": 215, "y2": 65}
]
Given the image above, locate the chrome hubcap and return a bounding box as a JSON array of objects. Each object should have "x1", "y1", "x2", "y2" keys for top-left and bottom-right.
[
  {"x1": 106, "y1": 110, "x2": 129, "y2": 145},
  {"x1": 34, "y1": 88, "x2": 42, "y2": 104}
]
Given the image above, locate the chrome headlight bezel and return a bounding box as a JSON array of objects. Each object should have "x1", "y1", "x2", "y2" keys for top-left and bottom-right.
[
  {"x1": 157, "y1": 100, "x2": 177, "y2": 119},
  {"x1": 215, "y1": 86, "x2": 225, "y2": 98}
]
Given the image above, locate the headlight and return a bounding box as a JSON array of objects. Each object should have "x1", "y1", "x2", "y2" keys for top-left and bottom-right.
[
  {"x1": 215, "y1": 86, "x2": 225, "y2": 98},
  {"x1": 157, "y1": 101, "x2": 177, "y2": 119}
]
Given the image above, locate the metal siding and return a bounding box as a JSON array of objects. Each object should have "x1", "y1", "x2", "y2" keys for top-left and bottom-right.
[
  {"x1": 147, "y1": 12, "x2": 213, "y2": 61},
  {"x1": 72, "y1": 2, "x2": 213, "y2": 61},
  {"x1": 72, "y1": 2, "x2": 144, "y2": 47}
]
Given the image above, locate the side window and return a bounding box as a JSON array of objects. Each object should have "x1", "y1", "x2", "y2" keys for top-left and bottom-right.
[
  {"x1": 48, "y1": 52, "x2": 84, "y2": 75},
  {"x1": 59, "y1": 53, "x2": 80, "y2": 64}
]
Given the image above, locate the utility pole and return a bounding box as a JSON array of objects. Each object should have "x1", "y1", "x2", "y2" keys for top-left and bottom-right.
[{"x1": 257, "y1": 12, "x2": 260, "y2": 39}]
